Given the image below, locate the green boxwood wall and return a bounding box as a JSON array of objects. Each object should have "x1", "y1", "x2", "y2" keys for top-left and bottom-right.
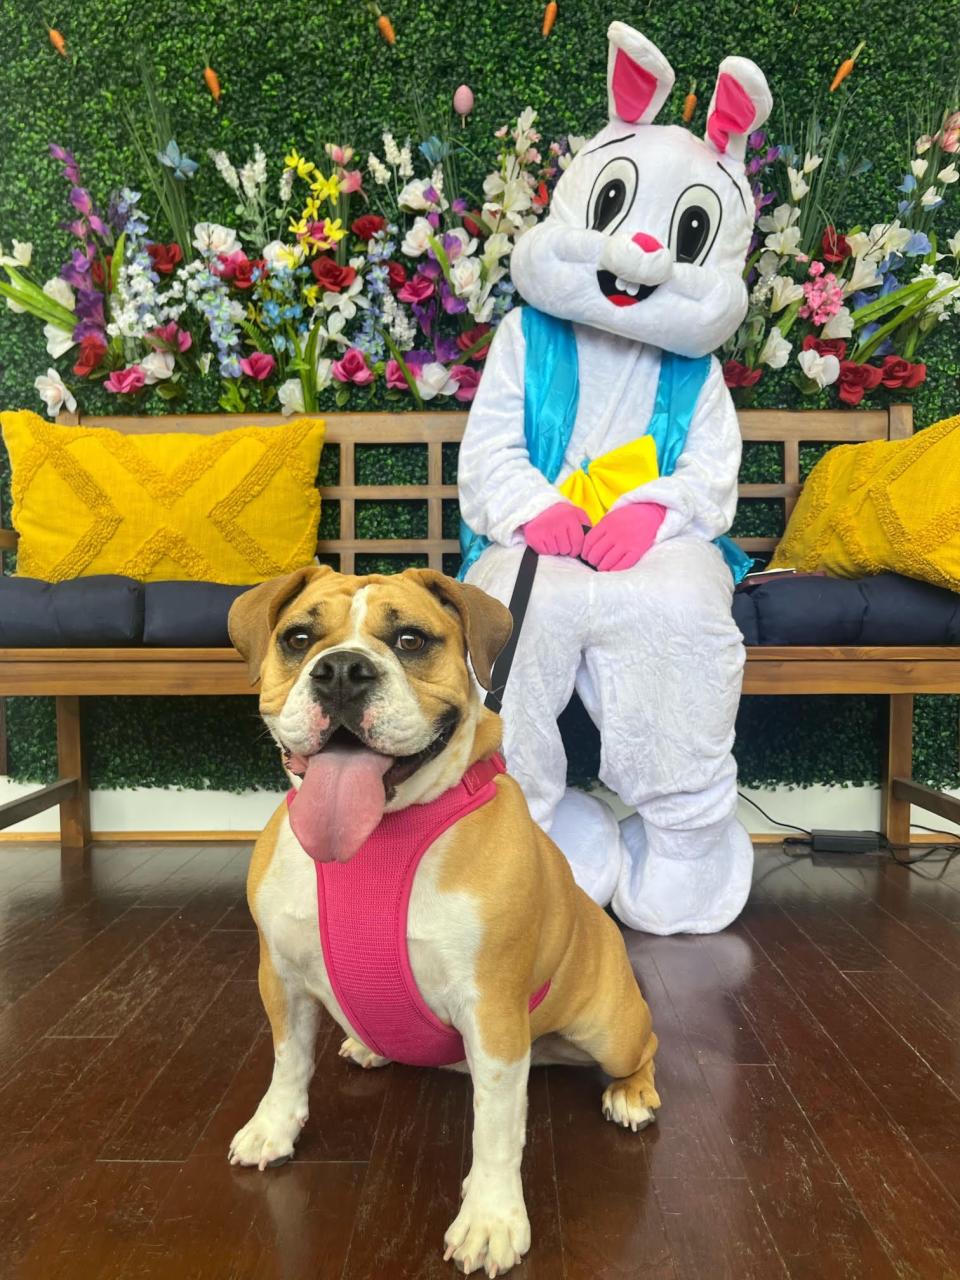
[{"x1": 1, "y1": 0, "x2": 957, "y2": 793}]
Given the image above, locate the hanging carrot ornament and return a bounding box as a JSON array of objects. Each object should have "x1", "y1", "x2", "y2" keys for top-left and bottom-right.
[
  {"x1": 367, "y1": 4, "x2": 395, "y2": 44},
  {"x1": 542, "y1": 2, "x2": 558, "y2": 37},
  {"x1": 203, "y1": 63, "x2": 221, "y2": 102},
  {"x1": 830, "y1": 41, "x2": 865, "y2": 92},
  {"x1": 47, "y1": 26, "x2": 67, "y2": 56},
  {"x1": 682, "y1": 81, "x2": 697, "y2": 123}
]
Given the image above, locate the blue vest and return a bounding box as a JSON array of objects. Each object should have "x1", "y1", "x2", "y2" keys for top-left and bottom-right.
[{"x1": 458, "y1": 307, "x2": 752, "y2": 583}]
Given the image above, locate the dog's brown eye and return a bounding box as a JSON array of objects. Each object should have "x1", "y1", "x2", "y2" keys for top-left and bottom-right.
[
  {"x1": 283, "y1": 629, "x2": 312, "y2": 653},
  {"x1": 396, "y1": 631, "x2": 426, "y2": 652}
]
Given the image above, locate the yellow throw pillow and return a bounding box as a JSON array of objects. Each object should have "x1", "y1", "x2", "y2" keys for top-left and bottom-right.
[
  {"x1": 771, "y1": 415, "x2": 960, "y2": 591},
  {"x1": 1, "y1": 410, "x2": 325, "y2": 585}
]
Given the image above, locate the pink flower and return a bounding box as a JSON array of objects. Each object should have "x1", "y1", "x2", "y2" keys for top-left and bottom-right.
[
  {"x1": 398, "y1": 274, "x2": 435, "y2": 304},
  {"x1": 150, "y1": 321, "x2": 192, "y2": 353},
  {"x1": 799, "y1": 269, "x2": 843, "y2": 324},
  {"x1": 339, "y1": 169, "x2": 363, "y2": 195},
  {"x1": 450, "y1": 364, "x2": 480, "y2": 402},
  {"x1": 807, "y1": 260, "x2": 825, "y2": 278},
  {"x1": 937, "y1": 112, "x2": 960, "y2": 154},
  {"x1": 331, "y1": 347, "x2": 374, "y2": 386},
  {"x1": 385, "y1": 359, "x2": 410, "y2": 391},
  {"x1": 239, "y1": 352, "x2": 276, "y2": 381},
  {"x1": 104, "y1": 365, "x2": 146, "y2": 394}
]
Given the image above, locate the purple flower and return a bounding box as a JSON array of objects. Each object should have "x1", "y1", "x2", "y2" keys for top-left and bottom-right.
[
  {"x1": 419, "y1": 257, "x2": 442, "y2": 280},
  {"x1": 62, "y1": 217, "x2": 88, "y2": 239},
  {"x1": 69, "y1": 186, "x2": 93, "y2": 215},
  {"x1": 72, "y1": 318, "x2": 108, "y2": 344},
  {"x1": 424, "y1": 185, "x2": 440, "y2": 206},
  {"x1": 411, "y1": 303, "x2": 434, "y2": 337},
  {"x1": 88, "y1": 213, "x2": 109, "y2": 238},
  {"x1": 433, "y1": 335, "x2": 460, "y2": 364},
  {"x1": 427, "y1": 211, "x2": 440, "y2": 230},
  {"x1": 764, "y1": 147, "x2": 781, "y2": 165},
  {"x1": 440, "y1": 282, "x2": 466, "y2": 314},
  {"x1": 451, "y1": 197, "x2": 468, "y2": 214},
  {"x1": 75, "y1": 289, "x2": 105, "y2": 326},
  {"x1": 49, "y1": 143, "x2": 75, "y2": 165},
  {"x1": 442, "y1": 231, "x2": 464, "y2": 260},
  {"x1": 748, "y1": 129, "x2": 766, "y2": 151},
  {"x1": 404, "y1": 349, "x2": 432, "y2": 370},
  {"x1": 746, "y1": 157, "x2": 763, "y2": 176}
]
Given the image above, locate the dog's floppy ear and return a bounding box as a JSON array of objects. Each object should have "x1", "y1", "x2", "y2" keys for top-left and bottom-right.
[
  {"x1": 228, "y1": 565, "x2": 331, "y2": 684},
  {"x1": 408, "y1": 569, "x2": 513, "y2": 691}
]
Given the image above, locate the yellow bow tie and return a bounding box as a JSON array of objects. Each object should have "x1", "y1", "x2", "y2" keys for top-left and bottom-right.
[{"x1": 557, "y1": 435, "x2": 660, "y2": 526}]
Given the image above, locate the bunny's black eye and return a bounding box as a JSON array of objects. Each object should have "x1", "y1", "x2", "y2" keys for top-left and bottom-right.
[
  {"x1": 669, "y1": 185, "x2": 722, "y2": 264},
  {"x1": 587, "y1": 157, "x2": 638, "y2": 235}
]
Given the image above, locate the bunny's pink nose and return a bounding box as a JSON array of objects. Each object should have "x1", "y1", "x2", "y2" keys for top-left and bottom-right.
[{"x1": 631, "y1": 232, "x2": 663, "y2": 253}]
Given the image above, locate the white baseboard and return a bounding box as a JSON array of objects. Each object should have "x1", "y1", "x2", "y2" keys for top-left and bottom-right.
[{"x1": 2, "y1": 777, "x2": 958, "y2": 840}]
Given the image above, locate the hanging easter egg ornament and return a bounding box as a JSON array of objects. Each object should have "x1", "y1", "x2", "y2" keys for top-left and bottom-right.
[{"x1": 453, "y1": 84, "x2": 474, "y2": 128}]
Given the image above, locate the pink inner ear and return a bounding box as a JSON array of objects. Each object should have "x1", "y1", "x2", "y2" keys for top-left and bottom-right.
[
  {"x1": 707, "y1": 72, "x2": 756, "y2": 153},
  {"x1": 611, "y1": 48, "x2": 658, "y2": 123}
]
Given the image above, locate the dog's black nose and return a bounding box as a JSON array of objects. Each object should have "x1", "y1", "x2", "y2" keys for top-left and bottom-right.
[{"x1": 310, "y1": 649, "x2": 378, "y2": 703}]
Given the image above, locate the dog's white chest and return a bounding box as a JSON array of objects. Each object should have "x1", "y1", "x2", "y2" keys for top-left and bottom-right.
[{"x1": 255, "y1": 818, "x2": 481, "y2": 1051}]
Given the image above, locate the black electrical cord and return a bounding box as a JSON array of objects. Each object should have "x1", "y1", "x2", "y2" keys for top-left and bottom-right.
[{"x1": 737, "y1": 791, "x2": 812, "y2": 837}]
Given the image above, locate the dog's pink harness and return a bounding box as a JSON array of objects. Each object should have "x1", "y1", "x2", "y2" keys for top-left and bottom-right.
[{"x1": 286, "y1": 753, "x2": 550, "y2": 1067}]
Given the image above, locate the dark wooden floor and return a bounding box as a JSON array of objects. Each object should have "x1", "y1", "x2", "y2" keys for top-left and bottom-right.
[{"x1": 2, "y1": 841, "x2": 960, "y2": 1278}]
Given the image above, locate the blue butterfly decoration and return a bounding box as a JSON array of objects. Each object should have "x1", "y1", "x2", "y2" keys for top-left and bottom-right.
[{"x1": 158, "y1": 140, "x2": 199, "y2": 182}]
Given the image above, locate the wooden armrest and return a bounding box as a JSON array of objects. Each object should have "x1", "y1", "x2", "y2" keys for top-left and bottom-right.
[{"x1": 0, "y1": 529, "x2": 18, "y2": 551}]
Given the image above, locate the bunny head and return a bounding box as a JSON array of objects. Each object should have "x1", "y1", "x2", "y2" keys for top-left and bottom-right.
[{"x1": 510, "y1": 22, "x2": 772, "y2": 357}]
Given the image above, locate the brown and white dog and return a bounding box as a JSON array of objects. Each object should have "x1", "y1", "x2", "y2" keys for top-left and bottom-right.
[{"x1": 227, "y1": 565, "x2": 659, "y2": 1277}]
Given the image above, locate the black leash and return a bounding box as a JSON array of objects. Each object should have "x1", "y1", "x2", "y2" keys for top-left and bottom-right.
[{"x1": 484, "y1": 545, "x2": 540, "y2": 714}]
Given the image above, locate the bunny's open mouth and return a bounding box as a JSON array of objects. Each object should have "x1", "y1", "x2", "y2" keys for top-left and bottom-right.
[{"x1": 596, "y1": 269, "x2": 658, "y2": 308}]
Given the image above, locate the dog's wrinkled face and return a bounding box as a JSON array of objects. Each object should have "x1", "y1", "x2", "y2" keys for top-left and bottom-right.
[{"x1": 228, "y1": 567, "x2": 512, "y2": 862}]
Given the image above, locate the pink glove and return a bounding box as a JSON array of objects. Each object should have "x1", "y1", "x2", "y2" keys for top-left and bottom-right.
[
  {"x1": 581, "y1": 502, "x2": 666, "y2": 572},
  {"x1": 522, "y1": 502, "x2": 591, "y2": 557}
]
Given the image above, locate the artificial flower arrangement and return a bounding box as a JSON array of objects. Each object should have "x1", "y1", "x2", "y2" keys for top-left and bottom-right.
[
  {"x1": 0, "y1": 105, "x2": 576, "y2": 419},
  {"x1": 722, "y1": 104, "x2": 960, "y2": 405},
  {"x1": 1, "y1": 72, "x2": 958, "y2": 418}
]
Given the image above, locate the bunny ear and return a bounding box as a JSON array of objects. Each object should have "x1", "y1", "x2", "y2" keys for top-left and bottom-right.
[
  {"x1": 704, "y1": 56, "x2": 772, "y2": 159},
  {"x1": 606, "y1": 22, "x2": 675, "y2": 125}
]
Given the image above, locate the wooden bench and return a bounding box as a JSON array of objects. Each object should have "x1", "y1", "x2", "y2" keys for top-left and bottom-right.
[{"x1": 1, "y1": 405, "x2": 958, "y2": 856}]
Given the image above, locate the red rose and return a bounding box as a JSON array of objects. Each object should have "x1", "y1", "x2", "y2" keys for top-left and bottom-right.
[
  {"x1": 147, "y1": 242, "x2": 184, "y2": 275},
  {"x1": 879, "y1": 355, "x2": 926, "y2": 389},
  {"x1": 216, "y1": 250, "x2": 264, "y2": 290},
  {"x1": 239, "y1": 352, "x2": 276, "y2": 381},
  {"x1": 821, "y1": 226, "x2": 851, "y2": 264},
  {"x1": 72, "y1": 335, "x2": 106, "y2": 377},
  {"x1": 310, "y1": 256, "x2": 358, "y2": 293},
  {"x1": 837, "y1": 360, "x2": 884, "y2": 406},
  {"x1": 722, "y1": 359, "x2": 762, "y2": 389},
  {"x1": 802, "y1": 335, "x2": 848, "y2": 362},
  {"x1": 351, "y1": 214, "x2": 386, "y2": 241},
  {"x1": 386, "y1": 261, "x2": 407, "y2": 291},
  {"x1": 457, "y1": 324, "x2": 493, "y2": 360},
  {"x1": 462, "y1": 211, "x2": 485, "y2": 238},
  {"x1": 397, "y1": 274, "x2": 435, "y2": 304},
  {"x1": 91, "y1": 255, "x2": 112, "y2": 288}
]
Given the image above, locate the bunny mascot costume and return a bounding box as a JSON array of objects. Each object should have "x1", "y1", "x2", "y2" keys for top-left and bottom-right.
[{"x1": 458, "y1": 22, "x2": 772, "y2": 934}]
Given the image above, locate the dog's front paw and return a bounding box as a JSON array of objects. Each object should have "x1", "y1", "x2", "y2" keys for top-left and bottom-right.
[
  {"x1": 602, "y1": 1081, "x2": 657, "y2": 1132},
  {"x1": 228, "y1": 1105, "x2": 307, "y2": 1171},
  {"x1": 443, "y1": 1177, "x2": 530, "y2": 1277},
  {"x1": 339, "y1": 1035, "x2": 391, "y2": 1070}
]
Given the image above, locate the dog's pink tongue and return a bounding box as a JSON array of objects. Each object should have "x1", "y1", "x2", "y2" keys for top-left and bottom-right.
[{"x1": 288, "y1": 746, "x2": 392, "y2": 863}]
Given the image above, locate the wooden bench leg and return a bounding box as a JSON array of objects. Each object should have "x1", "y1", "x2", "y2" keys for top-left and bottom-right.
[
  {"x1": 881, "y1": 693, "x2": 913, "y2": 847},
  {"x1": 56, "y1": 695, "x2": 90, "y2": 865}
]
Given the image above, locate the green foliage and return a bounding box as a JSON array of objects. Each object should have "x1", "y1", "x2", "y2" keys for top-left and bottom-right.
[{"x1": 1, "y1": 0, "x2": 958, "y2": 793}]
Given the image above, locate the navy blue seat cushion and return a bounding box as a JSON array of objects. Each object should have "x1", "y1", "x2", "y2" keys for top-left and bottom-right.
[
  {"x1": 733, "y1": 572, "x2": 960, "y2": 646},
  {"x1": 142, "y1": 581, "x2": 252, "y2": 647},
  {"x1": 0, "y1": 575, "x2": 144, "y2": 645}
]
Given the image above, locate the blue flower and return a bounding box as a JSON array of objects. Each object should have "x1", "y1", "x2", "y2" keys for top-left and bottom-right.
[
  {"x1": 897, "y1": 199, "x2": 915, "y2": 216},
  {"x1": 419, "y1": 136, "x2": 452, "y2": 165},
  {"x1": 896, "y1": 173, "x2": 916, "y2": 193},
  {"x1": 904, "y1": 232, "x2": 932, "y2": 257}
]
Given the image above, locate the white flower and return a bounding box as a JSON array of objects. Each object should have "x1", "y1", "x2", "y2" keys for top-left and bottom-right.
[
  {"x1": 948, "y1": 231, "x2": 960, "y2": 257},
  {"x1": 756, "y1": 249, "x2": 781, "y2": 278},
  {"x1": 398, "y1": 145, "x2": 414, "y2": 179},
  {"x1": 916, "y1": 134, "x2": 933, "y2": 154},
  {"x1": 445, "y1": 227, "x2": 477, "y2": 258},
  {"x1": 262, "y1": 240, "x2": 303, "y2": 270},
  {"x1": 759, "y1": 325, "x2": 791, "y2": 369},
  {"x1": 42, "y1": 277, "x2": 75, "y2": 309},
  {"x1": 938, "y1": 163, "x2": 959, "y2": 185},
  {"x1": 843, "y1": 257, "x2": 882, "y2": 295},
  {"x1": 208, "y1": 149, "x2": 240, "y2": 193},
  {"x1": 821, "y1": 306, "x2": 853, "y2": 339},
  {"x1": 787, "y1": 167, "x2": 809, "y2": 202},
  {"x1": 879, "y1": 220, "x2": 913, "y2": 254},
  {"x1": 367, "y1": 153, "x2": 390, "y2": 186},
  {"x1": 797, "y1": 348, "x2": 840, "y2": 388},
  {"x1": 0, "y1": 239, "x2": 32, "y2": 268},
  {"x1": 450, "y1": 256, "x2": 482, "y2": 296},
  {"x1": 401, "y1": 216, "x2": 434, "y2": 258},
  {"x1": 482, "y1": 232, "x2": 511, "y2": 268},
  {"x1": 34, "y1": 367, "x2": 75, "y2": 418},
  {"x1": 398, "y1": 178, "x2": 431, "y2": 211},
  {"x1": 192, "y1": 222, "x2": 240, "y2": 256},
  {"x1": 911, "y1": 158, "x2": 929, "y2": 180},
  {"x1": 198, "y1": 352, "x2": 213, "y2": 376},
  {"x1": 802, "y1": 153, "x2": 823, "y2": 175},
  {"x1": 759, "y1": 203, "x2": 802, "y2": 256},
  {"x1": 278, "y1": 168, "x2": 295, "y2": 204},
  {"x1": 43, "y1": 322, "x2": 75, "y2": 358},
  {"x1": 141, "y1": 350, "x2": 175, "y2": 384},
  {"x1": 382, "y1": 132, "x2": 402, "y2": 168},
  {"x1": 316, "y1": 358, "x2": 333, "y2": 392},
  {"x1": 5, "y1": 296, "x2": 25, "y2": 313},
  {"x1": 416, "y1": 361, "x2": 458, "y2": 400},
  {"x1": 921, "y1": 186, "x2": 944, "y2": 209},
  {"x1": 278, "y1": 377, "x2": 305, "y2": 415},
  {"x1": 770, "y1": 275, "x2": 804, "y2": 312}
]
